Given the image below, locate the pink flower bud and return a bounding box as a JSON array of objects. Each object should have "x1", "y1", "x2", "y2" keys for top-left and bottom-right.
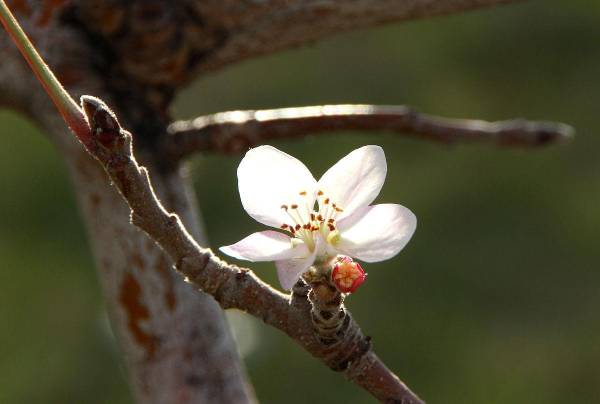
[{"x1": 331, "y1": 256, "x2": 366, "y2": 294}]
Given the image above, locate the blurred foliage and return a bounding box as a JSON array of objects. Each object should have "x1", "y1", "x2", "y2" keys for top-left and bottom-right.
[{"x1": 1, "y1": 1, "x2": 599, "y2": 403}]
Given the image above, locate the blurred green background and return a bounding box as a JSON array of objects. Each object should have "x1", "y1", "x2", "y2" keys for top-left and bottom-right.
[{"x1": 1, "y1": 1, "x2": 599, "y2": 403}]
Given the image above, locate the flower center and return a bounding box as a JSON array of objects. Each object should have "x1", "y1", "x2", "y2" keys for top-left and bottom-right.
[{"x1": 279, "y1": 189, "x2": 344, "y2": 251}]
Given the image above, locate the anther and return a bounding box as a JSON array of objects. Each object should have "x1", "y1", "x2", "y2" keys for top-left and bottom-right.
[
  {"x1": 295, "y1": 224, "x2": 301, "y2": 231},
  {"x1": 324, "y1": 198, "x2": 330, "y2": 204},
  {"x1": 310, "y1": 213, "x2": 316, "y2": 221},
  {"x1": 328, "y1": 224, "x2": 336, "y2": 231},
  {"x1": 317, "y1": 190, "x2": 324, "y2": 196},
  {"x1": 299, "y1": 191, "x2": 307, "y2": 196},
  {"x1": 317, "y1": 214, "x2": 323, "y2": 221},
  {"x1": 281, "y1": 205, "x2": 288, "y2": 210},
  {"x1": 328, "y1": 218, "x2": 334, "y2": 223},
  {"x1": 291, "y1": 204, "x2": 298, "y2": 209},
  {"x1": 280, "y1": 224, "x2": 289, "y2": 229}
]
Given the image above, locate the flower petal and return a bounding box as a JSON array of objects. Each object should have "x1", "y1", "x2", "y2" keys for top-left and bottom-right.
[
  {"x1": 317, "y1": 145, "x2": 387, "y2": 219},
  {"x1": 335, "y1": 204, "x2": 416, "y2": 262},
  {"x1": 220, "y1": 230, "x2": 309, "y2": 262},
  {"x1": 238, "y1": 145, "x2": 317, "y2": 228},
  {"x1": 275, "y1": 246, "x2": 318, "y2": 290}
]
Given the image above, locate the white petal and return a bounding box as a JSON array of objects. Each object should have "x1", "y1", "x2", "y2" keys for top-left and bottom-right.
[
  {"x1": 317, "y1": 145, "x2": 386, "y2": 219},
  {"x1": 275, "y1": 246, "x2": 318, "y2": 290},
  {"x1": 238, "y1": 145, "x2": 317, "y2": 228},
  {"x1": 220, "y1": 231, "x2": 309, "y2": 262},
  {"x1": 335, "y1": 204, "x2": 416, "y2": 262}
]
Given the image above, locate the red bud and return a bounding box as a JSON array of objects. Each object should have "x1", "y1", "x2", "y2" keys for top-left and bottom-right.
[{"x1": 331, "y1": 256, "x2": 366, "y2": 294}]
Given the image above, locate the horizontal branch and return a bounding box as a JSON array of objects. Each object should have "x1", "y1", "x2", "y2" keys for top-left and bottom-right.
[
  {"x1": 74, "y1": 0, "x2": 523, "y2": 88},
  {"x1": 165, "y1": 105, "x2": 574, "y2": 159},
  {"x1": 81, "y1": 96, "x2": 425, "y2": 404},
  {"x1": 191, "y1": 0, "x2": 525, "y2": 75}
]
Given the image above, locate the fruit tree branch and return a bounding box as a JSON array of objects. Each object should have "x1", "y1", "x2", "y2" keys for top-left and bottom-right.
[
  {"x1": 165, "y1": 105, "x2": 574, "y2": 159},
  {"x1": 80, "y1": 95, "x2": 425, "y2": 404},
  {"x1": 74, "y1": 0, "x2": 525, "y2": 89}
]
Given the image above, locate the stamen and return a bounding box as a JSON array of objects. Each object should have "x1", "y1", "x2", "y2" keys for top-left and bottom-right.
[
  {"x1": 284, "y1": 206, "x2": 303, "y2": 227},
  {"x1": 327, "y1": 224, "x2": 336, "y2": 231},
  {"x1": 327, "y1": 218, "x2": 334, "y2": 223},
  {"x1": 280, "y1": 190, "x2": 324, "y2": 247},
  {"x1": 324, "y1": 198, "x2": 330, "y2": 205},
  {"x1": 317, "y1": 190, "x2": 324, "y2": 196},
  {"x1": 323, "y1": 200, "x2": 334, "y2": 223}
]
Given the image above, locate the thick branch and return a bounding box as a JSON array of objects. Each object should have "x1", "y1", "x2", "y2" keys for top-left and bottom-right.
[
  {"x1": 188, "y1": 0, "x2": 525, "y2": 75},
  {"x1": 74, "y1": 0, "x2": 524, "y2": 89},
  {"x1": 165, "y1": 105, "x2": 574, "y2": 159},
  {"x1": 81, "y1": 96, "x2": 425, "y2": 404},
  {"x1": 0, "y1": 4, "x2": 254, "y2": 402}
]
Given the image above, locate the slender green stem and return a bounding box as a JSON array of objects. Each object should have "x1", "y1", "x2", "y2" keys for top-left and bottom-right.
[{"x1": 0, "y1": 0, "x2": 90, "y2": 143}]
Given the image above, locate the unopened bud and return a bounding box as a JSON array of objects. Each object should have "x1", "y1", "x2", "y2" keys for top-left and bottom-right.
[
  {"x1": 331, "y1": 256, "x2": 366, "y2": 294},
  {"x1": 81, "y1": 95, "x2": 121, "y2": 148}
]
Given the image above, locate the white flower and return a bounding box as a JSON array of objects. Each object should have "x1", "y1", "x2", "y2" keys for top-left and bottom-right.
[{"x1": 220, "y1": 145, "x2": 417, "y2": 290}]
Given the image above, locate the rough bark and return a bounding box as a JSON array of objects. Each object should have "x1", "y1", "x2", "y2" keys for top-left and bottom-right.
[
  {"x1": 0, "y1": 3, "x2": 254, "y2": 403},
  {"x1": 75, "y1": 0, "x2": 523, "y2": 88}
]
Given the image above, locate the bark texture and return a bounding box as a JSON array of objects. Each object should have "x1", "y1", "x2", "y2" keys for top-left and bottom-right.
[
  {"x1": 0, "y1": 2, "x2": 254, "y2": 403},
  {"x1": 0, "y1": 0, "x2": 532, "y2": 402},
  {"x1": 75, "y1": 0, "x2": 523, "y2": 86}
]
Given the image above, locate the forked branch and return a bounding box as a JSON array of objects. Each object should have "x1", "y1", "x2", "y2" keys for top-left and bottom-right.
[
  {"x1": 81, "y1": 96, "x2": 425, "y2": 404},
  {"x1": 165, "y1": 105, "x2": 574, "y2": 160}
]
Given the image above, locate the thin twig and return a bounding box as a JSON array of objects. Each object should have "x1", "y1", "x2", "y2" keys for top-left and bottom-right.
[
  {"x1": 165, "y1": 105, "x2": 574, "y2": 160},
  {"x1": 81, "y1": 96, "x2": 425, "y2": 404}
]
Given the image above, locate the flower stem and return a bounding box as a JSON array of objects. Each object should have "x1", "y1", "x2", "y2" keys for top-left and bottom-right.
[{"x1": 0, "y1": 1, "x2": 90, "y2": 144}]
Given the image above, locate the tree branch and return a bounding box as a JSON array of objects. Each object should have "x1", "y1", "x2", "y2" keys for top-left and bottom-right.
[
  {"x1": 1, "y1": 3, "x2": 255, "y2": 402},
  {"x1": 165, "y1": 105, "x2": 574, "y2": 159},
  {"x1": 80, "y1": 95, "x2": 425, "y2": 404},
  {"x1": 188, "y1": 0, "x2": 526, "y2": 75},
  {"x1": 73, "y1": 0, "x2": 524, "y2": 90}
]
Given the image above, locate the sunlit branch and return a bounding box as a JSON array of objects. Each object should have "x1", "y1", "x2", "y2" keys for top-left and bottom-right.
[
  {"x1": 81, "y1": 96, "x2": 425, "y2": 404},
  {"x1": 165, "y1": 105, "x2": 574, "y2": 160}
]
